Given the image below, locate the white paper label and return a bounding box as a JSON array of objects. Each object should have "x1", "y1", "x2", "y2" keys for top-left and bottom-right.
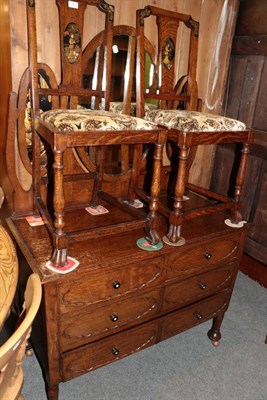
[{"x1": 68, "y1": 1, "x2": 78, "y2": 9}]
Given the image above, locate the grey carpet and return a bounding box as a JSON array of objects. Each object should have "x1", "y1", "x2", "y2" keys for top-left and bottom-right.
[{"x1": 21, "y1": 272, "x2": 267, "y2": 400}]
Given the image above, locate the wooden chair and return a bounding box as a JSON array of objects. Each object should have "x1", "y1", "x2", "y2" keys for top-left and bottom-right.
[
  {"x1": 0, "y1": 273, "x2": 42, "y2": 400},
  {"x1": 81, "y1": 24, "x2": 157, "y2": 176},
  {"x1": 136, "y1": 5, "x2": 254, "y2": 246},
  {"x1": 0, "y1": 225, "x2": 19, "y2": 331},
  {"x1": 24, "y1": 0, "x2": 166, "y2": 267}
]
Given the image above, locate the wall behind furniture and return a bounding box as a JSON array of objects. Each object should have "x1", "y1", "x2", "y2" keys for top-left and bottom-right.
[
  {"x1": 211, "y1": 0, "x2": 267, "y2": 268},
  {"x1": 1, "y1": 0, "x2": 239, "y2": 213}
]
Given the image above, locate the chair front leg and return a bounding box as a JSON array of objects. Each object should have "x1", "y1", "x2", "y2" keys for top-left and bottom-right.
[
  {"x1": 163, "y1": 144, "x2": 190, "y2": 246},
  {"x1": 145, "y1": 142, "x2": 164, "y2": 245},
  {"x1": 51, "y1": 149, "x2": 68, "y2": 267}
]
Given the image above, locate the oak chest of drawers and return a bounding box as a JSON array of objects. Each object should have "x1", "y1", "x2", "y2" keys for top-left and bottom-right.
[{"x1": 7, "y1": 211, "x2": 247, "y2": 400}]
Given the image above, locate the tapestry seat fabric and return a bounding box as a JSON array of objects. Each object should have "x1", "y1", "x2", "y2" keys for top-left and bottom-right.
[
  {"x1": 144, "y1": 110, "x2": 246, "y2": 132},
  {"x1": 40, "y1": 109, "x2": 157, "y2": 131}
]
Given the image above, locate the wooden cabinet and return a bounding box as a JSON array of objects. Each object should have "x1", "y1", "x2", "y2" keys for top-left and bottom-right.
[
  {"x1": 1, "y1": 2, "x2": 252, "y2": 399},
  {"x1": 7, "y1": 209, "x2": 247, "y2": 400}
]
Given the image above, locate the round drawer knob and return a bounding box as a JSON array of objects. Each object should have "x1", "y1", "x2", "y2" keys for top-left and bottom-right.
[
  {"x1": 199, "y1": 282, "x2": 206, "y2": 290},
  {"x1": 112, "y1": 347, "x2": 120, "y2": 356},
  {"x1": 112, "y1": 281, "x2": 121, "y2": 289},
  {"x1": 110, "y1": 314, "x2": 119, "y2": 322},
  {"x1": 204, "y1": 252, "x2": 212, "y2": 260},
  {"x1": 195, "y1": 312, "x2": 203, "y2": 320}
]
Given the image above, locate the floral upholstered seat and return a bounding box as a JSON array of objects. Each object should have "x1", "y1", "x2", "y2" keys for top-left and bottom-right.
[
  {"x1": 145, "y1": 110, "x2": 246, "y2": 132},
  {"x1": 40, "y1": 109, "x2": 157, "y2": 131}
]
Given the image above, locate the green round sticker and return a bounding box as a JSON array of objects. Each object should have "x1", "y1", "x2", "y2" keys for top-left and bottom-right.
[{"x1": 136, "y1": 237, "x2": 163, "y2": 251}]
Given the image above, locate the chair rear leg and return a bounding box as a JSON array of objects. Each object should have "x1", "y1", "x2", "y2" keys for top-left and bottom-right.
[
  {"x1": 127, "y1": 143, "x2": 143, "y2": 204},
  {"x1": 230, "y1": 142, "x2": 251, "y2": 223},
  {"x1": 90, "y1": 145, "x2": 106, "y2": 207},
  {"x1": 163, "y1": 144, "x2": 190, "y2": 246}
]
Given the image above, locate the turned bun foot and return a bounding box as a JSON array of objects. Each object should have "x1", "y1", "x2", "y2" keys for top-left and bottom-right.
[{"x1": 207, "y1": 325, "x2": 222, "y2": 345}]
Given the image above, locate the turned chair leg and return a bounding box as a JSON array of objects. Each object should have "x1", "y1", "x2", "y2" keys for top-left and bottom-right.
[
  {"x1": 32, "y1": 130, "x2": 42, "y2": 216},
  {"x1": 51, "y1": 150, "x2": 68, "y2": 267},
  {"x1": 127, "y1": 143, "x2": 143, "y2": 204},
  {"x1": 163, "y1": 145, "x2": 190, "y2": 246},
  {"x1": 91, "y1": 146, "x2": 106, "y2": 207},
  {"x1": 231, "y1": 142, "x2": 251, "y2": 224},
  {"x1": 145, "y1": 142, "x2": 164, "y2": 244}
]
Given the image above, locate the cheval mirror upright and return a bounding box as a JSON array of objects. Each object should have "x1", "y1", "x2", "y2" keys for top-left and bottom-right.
[
  {"x1": 136, "y1": 5, "x2": 254, "y2": 246},
  {"x1": 16, "y1": 0, "x2": 167, "y2": 267}
]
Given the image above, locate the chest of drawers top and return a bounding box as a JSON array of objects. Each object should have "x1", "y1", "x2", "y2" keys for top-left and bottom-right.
[{"x1": 7, "y1": 211, "x2": 246, "y2": 284}]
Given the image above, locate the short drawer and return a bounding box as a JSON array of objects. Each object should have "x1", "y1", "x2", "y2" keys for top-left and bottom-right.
[
  {"x1": 60, "y1": 288, "x2": 161, "y2": 351},
  {"x1": 163, "y1": 264, "x2": 235, "y2": 312},
  {"x1": 161, "y1": 291, "x2": 230, "y2": 341},
  {"x1": 167, "y1": 234, "x2": 240, "y2": 280},
  {"x1": 59, "y1": 256, "x2": 164, "y2": 313},
  {"x1": 61, "y1": 320, "x2": 158, "y2": 381}
]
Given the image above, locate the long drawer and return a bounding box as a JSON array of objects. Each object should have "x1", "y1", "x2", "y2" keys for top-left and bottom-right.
[
  {"x1": 163, "y1": 263, "x2": 235, "y2": 312},
  {"x1": 59, "y1": 255, "x2": 164, "y2": 314},
  {"x1": 61, "y1": 291, "x2": 230, "y2": 382},
  {"x1": 60, "y1": 288, "x2": 161, "y2": 351},
  {"x1": 61, "y1": 320, "x2": 158, "y2": 381},
  {"x1": 167, "y1": 234, "x2": 240, "y2": 280},
  {"x1": 161, "y1": 291, "x2": 230, "y2": 341}
]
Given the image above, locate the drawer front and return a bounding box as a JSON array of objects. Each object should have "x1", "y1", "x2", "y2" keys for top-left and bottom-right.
[
  {"x1": 167, "y1": 235, "x2": 240, "y2": 280},
  {"x1": 163, "y1": 264, "x2": 234, "y2": 312},
  {"x1": 59, "y1": 256, "x2": 164, "y2": 313},
  {"x1": 161, "y1": 292, "x2": 230, "y2": 341},
  {"x1": 60, "y1": 289, "x2": 161, "y2": 351},
  {"x1": 62, "y1": 320, "x2": 158, "y2": 381}
]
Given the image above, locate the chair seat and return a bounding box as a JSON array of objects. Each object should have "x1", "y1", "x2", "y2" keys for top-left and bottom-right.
[
  {"x1": 145, "y1": 109, "x2": 246, "y2": 132},
  {"x1": 40, "y1": 109, "x2": 157, "y2": 132}
]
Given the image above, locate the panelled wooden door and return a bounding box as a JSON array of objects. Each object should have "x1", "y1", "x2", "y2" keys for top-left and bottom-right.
[{"x1": 211, "y1": 0, "x2": 267, "y2": 266}]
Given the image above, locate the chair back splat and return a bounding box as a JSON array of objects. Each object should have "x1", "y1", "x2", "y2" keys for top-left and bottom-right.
[
  {"x1": 136, "y1": 6, "x2": 199, "y2": 118},
  {"x1": 24, "y1": 0, "x2": 167, "y2": 267},
  {"x1": 136, "y1": 5, "x2": 254, "y2": 247}
]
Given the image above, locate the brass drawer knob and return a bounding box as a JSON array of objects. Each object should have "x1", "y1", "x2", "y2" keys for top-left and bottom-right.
[
  {"x1": 195, "y1": 312, "x2": 203, "y2": 320},
  {"x1": 112, "y1": 347, "x2": 120, "y2": 356},
  {"x1": 204, "y1": 252, "x2": 212, "y2": 260},
  {"x1": 199, "y1": 282, "x2": 206, "y2": 290},
  {"x1": 112, "y1": 281, "x2": 121, "y2": 289},
  {"x1": 110, "y1": 314, "x2": 119, "y2": 322}
]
